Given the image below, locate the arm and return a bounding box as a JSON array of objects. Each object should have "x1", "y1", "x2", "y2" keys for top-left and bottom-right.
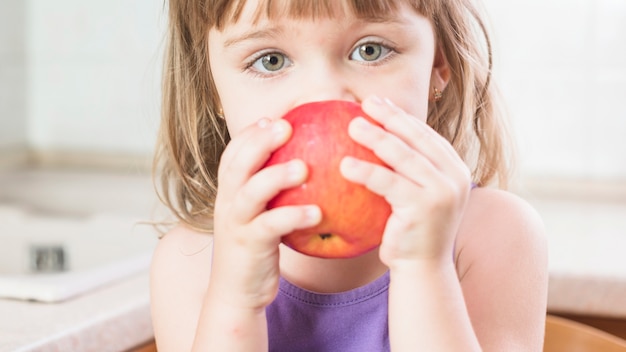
[
  {"x1": 387, "y1": 190, "x2": 548, "y2": 351},
  {"x1": 150, "y1": 225, "x2": 273, "y2": 352},
  {"x1": 457, "y1": 189, "x2": 548, "y2": 351},
  {"x1": 150, "y1": 225, "x2": 214, "y2": 352},
  {"x1": 343, "y1": 96, "x2": 548, "y2": 351},
  {"x1": 194, "y1": 292, "x2": 270, "y2": 351},
  {"x1": 151, "y1": 118, "x2": 321, "y2": 351},
  {"x1": 388, "y1": 261, "x2": 481, "y2": 350}
]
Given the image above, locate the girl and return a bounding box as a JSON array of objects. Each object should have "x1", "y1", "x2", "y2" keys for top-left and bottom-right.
[{"x1": 150, "y1": 0, "x2": 549, "y2": 351}]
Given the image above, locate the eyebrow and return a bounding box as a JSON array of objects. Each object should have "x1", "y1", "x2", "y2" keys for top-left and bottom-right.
[
  {"x1": 223, "y1": 26, "x2": 285, "y2": 48},
  {"x1": 221, "y1": 15, "x2": 410, "y2": 49}
]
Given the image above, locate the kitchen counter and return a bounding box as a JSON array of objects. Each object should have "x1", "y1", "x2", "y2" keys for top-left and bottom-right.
[
  {"x1": 0, "y1": 167, "x2": 625, "y2": 350},
  {"x1": 534, "y1": 197, "x2": 626, "y2": 318},
  {"x1": 0, "y1": 273, "x2": 152, "y2": 352},
  {"x1": 0, "y1": 167, "x2": 158, "y2": 352}
]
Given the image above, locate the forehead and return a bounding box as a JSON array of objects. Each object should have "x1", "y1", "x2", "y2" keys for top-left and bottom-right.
[{"x1": 211, "y1": 0, "x2": 430, "y2": 29}]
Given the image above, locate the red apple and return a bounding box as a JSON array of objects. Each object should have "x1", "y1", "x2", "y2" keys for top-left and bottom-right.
[{"x1": 265, "y1": 100, "x2": 391, "y2": 259}]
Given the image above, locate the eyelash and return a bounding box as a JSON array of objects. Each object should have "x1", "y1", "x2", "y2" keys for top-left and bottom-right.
[
  {"x1": 243, "y1": 49, "x2": 290, "y2": 79},
  {"x1": 242, "y1": 40, "x2": 398, "y2": 78},
  {"x1": 351, "y1": 39, "x2": 397, "y2": 66}
]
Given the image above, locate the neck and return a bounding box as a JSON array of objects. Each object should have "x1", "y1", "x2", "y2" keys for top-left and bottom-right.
[{"x1": 279, "y1": 245, "x2": 388, "y2": 293}]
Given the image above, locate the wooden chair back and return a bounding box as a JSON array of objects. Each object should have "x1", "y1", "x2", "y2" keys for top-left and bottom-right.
[{"x1": 544, "y1": 315, "x2": 626, "y2": 352}]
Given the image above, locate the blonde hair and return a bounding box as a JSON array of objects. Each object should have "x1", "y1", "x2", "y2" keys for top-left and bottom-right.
[{"x1": 155, "y1": 0, "x2": 515, "y2": 231}]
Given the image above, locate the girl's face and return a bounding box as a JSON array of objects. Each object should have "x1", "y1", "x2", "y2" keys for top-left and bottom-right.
[{"x1": 208, "y1": 0, "x2": 449, "y2": 136}]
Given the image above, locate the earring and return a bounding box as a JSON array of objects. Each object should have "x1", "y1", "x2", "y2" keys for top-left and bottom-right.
[
  {"x1": 216, "y1": 107, "x2": 225, "y2": 119},
  {"x1": 433, "y1": 87, "x2": 443, "y2": 102}
]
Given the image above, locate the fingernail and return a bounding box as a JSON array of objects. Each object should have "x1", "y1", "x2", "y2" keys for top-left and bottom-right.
[
  {"x1": 383, "y1": 97, "x2": 396, "y2": 108},
  {"x1": 304, "y1": 205, "x2": 321, "y2": 224},
  {"x1": 272, "y1": 120, "x2": 287, "y2": 137},
  {"x1": 257, "y1": 117, "x2": 271, "y2": 128},
  {"x1": 352, "y1": 117, "x2": 370, "y2": 130},
  {"x1": 341, "y1": 156, "x2": 359, "y2": 169},
  {"x1": 369, "y1": 95, "x2": 384, "y2": 105},
  {"x1": 287, "y1": 160, "x2": 306, "y2": 181}
]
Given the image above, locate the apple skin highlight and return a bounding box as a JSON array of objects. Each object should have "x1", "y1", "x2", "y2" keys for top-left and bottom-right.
[{"x1": 265, "y1": 100, "x2": 392, "y2": 259}]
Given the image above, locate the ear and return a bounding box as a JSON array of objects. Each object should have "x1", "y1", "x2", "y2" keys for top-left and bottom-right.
[{"x1": 429, "y1": 44, "x2": 451, "y2": 100}]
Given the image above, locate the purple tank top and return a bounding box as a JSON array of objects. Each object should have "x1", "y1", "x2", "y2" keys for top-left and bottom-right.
[{"x1": 266, "y1": 271, "x2": 390, "y2": 352}]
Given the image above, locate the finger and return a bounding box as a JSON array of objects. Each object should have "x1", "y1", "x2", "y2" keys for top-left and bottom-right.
[
  {"x1": 361, "y1": 96, "x2": 465, "y2": 172},
  {"x1": 231, "y1": 159, "x2": 308, "y2": 223},
  {"x1": 340, "y1": 156, "x2": 421, "y2": 207},
  {"x1": 252, "y1": 204, "x2": 322, "y2": 239},
  {"x1": 218, "y1": 118, "x2": 292, "y2": 193},
  {"x1": 368, "y1": 96, "x2": 461, "y2": 160},
  {"x1": 348, "y1": 116, "x2": 441, "y2": 186}
]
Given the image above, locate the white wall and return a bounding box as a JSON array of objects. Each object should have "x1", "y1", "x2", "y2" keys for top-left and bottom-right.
[
  {"x1": 25, "y1": 0, "x2": 164, "y2": 155},
  {"x1": 484, "y1": 0, "x2": 626, "y2": 180},
  {"x1": 2, "y1": 0, "x2": 625, "y2": 180},
  {"x1": 0, "y1": 0, "x2": 28, "y2": 150}
]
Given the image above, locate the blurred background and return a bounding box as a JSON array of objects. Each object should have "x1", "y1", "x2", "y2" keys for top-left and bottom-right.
[
  {"x1": 0, "y1": 0, "x2": 161, "y2": 167},
  {"x1": 1, "y1": 0, "x2": 625, "y2": 183},
  {"x1": 486, "y1": 0, "x2": 626, "y2": 188},
  {"x1": 0, "y1": 0, "x2": 625, "y2": 351}
]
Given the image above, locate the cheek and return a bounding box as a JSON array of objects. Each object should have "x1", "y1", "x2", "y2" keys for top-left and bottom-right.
[
  {"x1": 222, "y1": 94, "x2": 283, "y2": 138},
  {"x1": 210, "y1": 71, "x2": 265, "y2": 136},
  {"x1": 387, "y1": 74, "x2": 431, "y2": 122},
  {"x1": 223, "y1": 109, "x2": 258, "y2": 138},
  {"x1": 221, "y1": 84, "x2": 296, "y2": 137}
]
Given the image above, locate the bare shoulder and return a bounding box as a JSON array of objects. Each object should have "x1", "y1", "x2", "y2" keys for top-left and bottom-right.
[
  {"x1": 455, "y1": 187, "x2": 549, "y2": 350},
  {"x1": 151, "y1": 223, "x2": 214, "y2": 287},
  {"x1": 153, "y1": 223, "x2": 214, "y2": 262},
  {"x1": 456, "y1": 187, "x2": 547, "y2": 262},
  {"x1": 455, "y1": 186, "x2": 548, "y2": 279},
  {"x1": 150, "y1": 224, "x2": 213, "y2": 351}
]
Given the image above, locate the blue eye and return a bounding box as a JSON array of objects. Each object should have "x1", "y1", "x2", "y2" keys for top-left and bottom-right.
[
  {"x1": 350, "y1": 42, "x2": 392, "y2": 62},
  {"x1": 250, "y1": 52, "x2": 292, "y2": 73}
]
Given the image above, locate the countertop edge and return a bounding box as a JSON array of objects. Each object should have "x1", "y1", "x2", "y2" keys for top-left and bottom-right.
[
  {"x1": 17, "y1": 295, "x2": 153, "y2": 352},
  {"x1": 548, "y1": 272, "x2": 626, "y2": 319}
]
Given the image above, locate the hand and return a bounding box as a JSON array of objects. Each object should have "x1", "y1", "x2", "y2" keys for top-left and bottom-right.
[
  {"x1": 210, "y1": 118, "x2": 322, "y2": 310},
  {"x1": 340, "y1": 96, "x2": 471, "y2": 269}
]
